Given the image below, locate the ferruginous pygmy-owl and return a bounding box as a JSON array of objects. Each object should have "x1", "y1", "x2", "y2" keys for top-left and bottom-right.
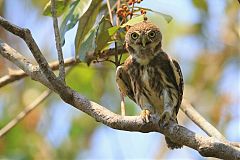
[{"x1": 116, "y1": 21, "x2": 184, "y2": 149}]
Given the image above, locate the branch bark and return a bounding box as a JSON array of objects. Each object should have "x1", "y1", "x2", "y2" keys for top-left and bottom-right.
[
  {"x1": 0, "y1": 41, "x2": 229, "y2": 143},
  {"x1": 0, "y1": 42, "x2": 54, "y2": 90},
  {"x1": 0, "y1": 16, "x2": 70, "y2": 99},
  {"x1": 181, "y1": 99, "x2": 226, "y2": 141},
  {"x1": 0, "y1": 16, "x2": 239, "y2": 159},
  {"x1": 1, "y1": 39, "x2": 240, "y2": 160},
  {"x1": 50, "y1": 0, "x2": 65, "y2": 81},
  {"x1": 0, "y1": 47, "x2": 126, "y2": 88},
  {"x1": 0, "y1": 57, "x2": 76, "y2": 88}
]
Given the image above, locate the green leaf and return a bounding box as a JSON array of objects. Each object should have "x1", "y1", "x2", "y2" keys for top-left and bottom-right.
[
  {"x1": 43, "y1": 0, "x2": 70, "y2": 17},
  {"x1": 121, "y1": 15, "x2": 145, "y2": 27},
  {"x1": 150, "y1": 11, "x2": 172, "y2": 23},
  {"x1": 95, "y1": 18, "x2": 112, "y2": 52},
  {"x1": 107, "y1": 15, "x2": 144, "y2": 37},
  {"x1": 77, "y1": 17, "x2": 112, "y2": 63},
  {"x1": 75, "y1": 0, "x2": 102, "y2": 59},
  {"x1": 78, "y1": 29, "x2": 96, "y2": 62},
  {"x1": 60, "y1": 0, "x2": 92, "y2": 45},
  {"x1": 134, "y1": 7, "x2": 173, "y2": 23},
  {"x1": 108, "y1": 26, "x2": 120, "y2": 36}
]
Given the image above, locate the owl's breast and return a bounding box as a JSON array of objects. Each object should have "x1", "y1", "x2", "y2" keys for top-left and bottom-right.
[{"x1": 138, "y1": 66, "x2": 164, "y2": 114}]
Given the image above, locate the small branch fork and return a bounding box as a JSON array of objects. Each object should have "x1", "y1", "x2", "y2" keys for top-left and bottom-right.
[
  {"x1": 0, "y1": 48, "x2": 127, "y2": 88},
  {"x1": 50, "y1": 0, "x2": 65, "y2": 81},
  {"x1": 0, "y1": 16, "x2": 70, "y2": 100},
  {"x1": 0, "y1": 57, "x2": 75, "y2": 88},
  {"x1": 0, "y1": 16, "x2": 240, "y2": 159}
]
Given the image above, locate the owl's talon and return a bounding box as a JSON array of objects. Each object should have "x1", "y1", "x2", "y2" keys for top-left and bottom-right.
[{"x1": 141, "y1": 109, "x2": 151, "y2": 123}]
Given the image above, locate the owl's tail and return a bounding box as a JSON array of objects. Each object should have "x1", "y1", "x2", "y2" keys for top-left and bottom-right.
[{"x1": 164, "y1": 136, "x2": 183, "y2": 149}]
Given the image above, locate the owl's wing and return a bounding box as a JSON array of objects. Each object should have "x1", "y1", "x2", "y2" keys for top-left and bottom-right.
[
  {"x1": 171, "y1": 59, "x2": 184, "y2": 113},
  {"x1": 116, "y1": 66, "x2": 135, "y2": 102}
]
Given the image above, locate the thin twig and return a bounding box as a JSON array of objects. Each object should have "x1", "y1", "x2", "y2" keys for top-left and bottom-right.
[
  {"x1": 116, "y1": 0, "x2": 120, "y2": 26},
  {"x1": 0, "y1": 90, "x2": 52, "y2": 137},
  {"x1": 110, "y1": 1, "x2": 118, "y2": 11},
  {"x1": 130, "y1": 2, "x2": 135, "y2": 19},
  {"x1": 106, "y1": 0, "x2": 119, "y2": 67},
  {"x1": 180, "y1": 100, "x2": 240, "y2": 147},
  {"x1": 114, "y1": 42, "x2": 119, "y2": 67},
  {"x1": 118, "y1": 45, "x2": 124, "y2": 64},
  {"x1": 181, "y1": 99, "x2": 226, "y2": 141},
  {"x1": 0, "y1": 63, "x2": 77, "y2": 137},
  {"x1": 50, "y1": 0, "x2": 65, "y2": 82},
  {"x1": 0, "y1": 16, "x2": 70, "y2": 99},
  {"x1": 0, "y1": 57, "x2": 77, "y2": 88},
  {"x1": 106, "y1": 0, "x2": 113, "y2": 25},
  {"x1": 0, "y1": 48, "x2": 127, "y2": 88}
]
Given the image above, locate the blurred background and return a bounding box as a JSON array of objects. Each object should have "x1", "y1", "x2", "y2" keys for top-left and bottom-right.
[{"x1": 0, "y1": 0, "x2": 239, "y2": 159}]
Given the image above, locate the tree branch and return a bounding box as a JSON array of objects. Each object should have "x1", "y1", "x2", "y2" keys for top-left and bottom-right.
[
  {"x1": 106, "y1": 0, "x2": 114, "y2": 25},
  {"x1": 50, "y1": 0, "x2": 65, "y2": 81},
  {"x1": 0, "y1": 90, "x2": 52, "y2": 137},
  {"x1": 1, "y1": 41, "x2": 240, "y2": 159},
  {"x1": 0, "y1": 47, "x2": 126, "y2": 89},
  {"x1": 67, "y1": 90, "x2": 240, "y2": 160},
  {"x1": 0, "y1": 42, "x2": 54, "y2": 90},
  {"x1": 0, "y1": 15, "x2": 239, "y2": 159},
  {"x1": 181, "y1": 99, "x2": 226, "y2": 141},
  {"x1": 0, "y1": 57, "x2": 76, "y2": 88},
  {"x1": 181, "y1": 99, "x2": 240, "y2": 148},
  {"x1": 0, "y1": 66, "x2": 75, "y2": 137},
  {"x1": 0, "y1": 16, "x2": 70, "y2": 99}
]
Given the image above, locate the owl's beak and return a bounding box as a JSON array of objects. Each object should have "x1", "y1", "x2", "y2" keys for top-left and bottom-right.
[{"x1": 141, "y1": 35, "x2": 149, "y2": 48}]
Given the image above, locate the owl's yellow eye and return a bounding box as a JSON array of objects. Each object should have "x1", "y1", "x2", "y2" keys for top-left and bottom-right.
[
  {"x1": 131, "y1": 32, "x2": 139, "y2": 40},
  {"x1": 148, "y1": 31, "x2": 156, "y2": 38}
]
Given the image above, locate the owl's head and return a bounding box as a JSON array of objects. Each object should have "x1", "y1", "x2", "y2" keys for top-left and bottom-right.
[{"x1": 125, "y1": 21, "x2": 162, "y2": 64}]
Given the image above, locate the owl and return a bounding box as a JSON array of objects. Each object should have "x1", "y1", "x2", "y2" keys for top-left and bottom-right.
[{"x1": 116, "y1": 21, "x2": 184, "y2": 149}]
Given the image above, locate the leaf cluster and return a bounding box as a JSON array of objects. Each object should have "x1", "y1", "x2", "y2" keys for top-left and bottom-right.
[{"x1": 43, "y1": 0, "x2": 172, "y2": 65}]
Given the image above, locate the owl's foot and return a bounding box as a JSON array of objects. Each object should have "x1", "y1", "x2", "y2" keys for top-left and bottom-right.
[
  {"x1": 160, "y1": 110, "x2": 173, "y2": 126},
  {"x1": 141, "y1": 109, "x2": 151, "y2": 123}
]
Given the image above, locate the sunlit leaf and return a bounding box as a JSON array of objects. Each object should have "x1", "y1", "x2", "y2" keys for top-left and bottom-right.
[
  {"x1": 77, "y1": 17, "x2": 112, "y2": 63},
  {"x1": 75, "y1": 0, "x2": 102, "y2": 59},
  {"x1": 134, "y1": 7, "x2": 173, "y2": 23},
  {"x1": 107, "y1": 15, "x2": 144, "y2": 37},
  {"x1": 78, "y1": 29, "x2": 96, "y2": 62},
  {"x1": 95, "y1": 18, "x2": 112, "y2": 52},
  {"x1": 121, "y1": 15, "x2": 145, "y2": 27},
  {"x1": 43, "y1": 0, "x2": 70, "y2": 17},
  {"x1": 108, "y1": 26, "x2": 120, "y2": 36},
  {"x1": 60, "y1": 0, "x2": 92, "y2": 45}
]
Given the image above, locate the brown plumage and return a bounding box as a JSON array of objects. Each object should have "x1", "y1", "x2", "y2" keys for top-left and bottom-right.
[{"x1": 116, "y1": 21, "x2": 184, "y2": 149}]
